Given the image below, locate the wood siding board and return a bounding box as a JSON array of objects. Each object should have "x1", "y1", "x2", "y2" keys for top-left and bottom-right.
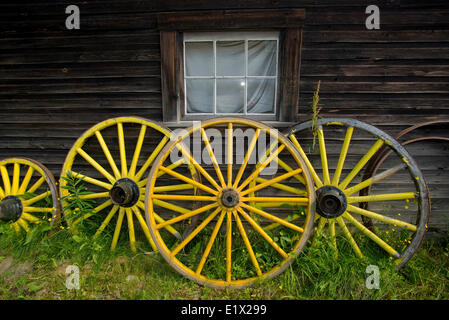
[{"x1": 0, "y1": 2, "x2": 448, "y2": 235}]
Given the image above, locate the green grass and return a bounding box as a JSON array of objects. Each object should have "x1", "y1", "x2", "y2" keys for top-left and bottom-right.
[{"x1": 0, "y1": 220, "x2": 448, "y2": 300}]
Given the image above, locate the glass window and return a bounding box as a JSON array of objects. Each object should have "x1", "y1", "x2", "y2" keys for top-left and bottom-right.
[{"x1": 184, "y1": 32, "x2": 279, "y2": 116}]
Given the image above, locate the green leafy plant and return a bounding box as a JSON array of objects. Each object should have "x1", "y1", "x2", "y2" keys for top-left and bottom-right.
[{"x1": 60, "y1": 173, "x2": 95, "y2": 227}]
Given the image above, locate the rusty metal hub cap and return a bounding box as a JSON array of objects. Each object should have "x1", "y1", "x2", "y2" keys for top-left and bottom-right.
[
  {"x1": 0, "y1": 196, "x2": 23, "y2": 222},
  {"x1": 109, "y1": 178, "x2": 140, "y2": 207},
  {"x1": 219, "y1": 188, "x2": 240, "y2": 208},
  {"x1": 316, "y1": 186, "x2": 347, "y2": 219}
]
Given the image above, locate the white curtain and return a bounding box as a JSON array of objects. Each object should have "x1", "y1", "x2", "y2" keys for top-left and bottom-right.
[{"x1": 185, "y1": 39, "x2": 276, "y2": 114}]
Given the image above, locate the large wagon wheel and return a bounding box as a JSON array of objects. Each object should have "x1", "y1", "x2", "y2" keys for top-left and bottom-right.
[
  {"x1": 0, "y1": 157, "x2": 60, "y2": 233},
  {"x1": 285, "y1": 118, "x2": 430, "y2": 267},
  {"x1": 145, "y1": 117, "x2": 316, "y2": 289},
  {"x1": 60, "y1": 117, "x2": 198, "y2": 252}
]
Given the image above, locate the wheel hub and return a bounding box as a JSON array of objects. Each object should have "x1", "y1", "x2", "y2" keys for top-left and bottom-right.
[
  {"x1": 109, "y1": 178, "x2": 139, "y2": 207},
  {"x1": 0, "y1": 196, "x2": 23, "y2": 222},
  {"x1": 316, "y1": 185, "x2": 347, "y2": 219},
  {"x1": 220, "y1": 188, "x2": 240, "y2": 208}
]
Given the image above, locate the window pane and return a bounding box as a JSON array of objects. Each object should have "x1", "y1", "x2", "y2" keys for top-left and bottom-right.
[
  {"x1": 216, "y1": 41, "x2": 245, "y2": 76},
  {"x1": 217, "y1": 79, "x2": 244, "y2": 113},
  {"x1": 248, "y1": 40, "x2": 276, "y2": 76},
  {"x1": 186, "y1": 79, "x2": 214, "y2": 113},
  {"x1": 185, "y1": 42, "x2": 214, "y2": 76},
  {"x1": 247, "y1": 79, "x2": 275, "y2": 114}
]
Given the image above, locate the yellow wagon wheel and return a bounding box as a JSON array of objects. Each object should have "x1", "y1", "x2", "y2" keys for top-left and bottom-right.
[
  {"x1": 0, "y1": 157, "x2": 60, "y2": 233},
  {"x1": 145, "y1": 117, "x2": 316, "y2": 289},
  {"x1": 60, "y1": 116, "x2": 198, "y2": 252},
  {"x1": 284, "y1": 118, "x2": 430, "y2": 267}
]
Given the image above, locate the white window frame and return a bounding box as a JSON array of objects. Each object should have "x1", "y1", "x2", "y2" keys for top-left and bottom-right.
[{"x1": 183, "y1": 31, "x2": 280, "y2": 117}]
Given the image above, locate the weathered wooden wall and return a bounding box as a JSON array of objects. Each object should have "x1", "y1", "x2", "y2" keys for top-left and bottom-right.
[{"x1": 0, "y1": 1, "x2": 448, "y2": 234}]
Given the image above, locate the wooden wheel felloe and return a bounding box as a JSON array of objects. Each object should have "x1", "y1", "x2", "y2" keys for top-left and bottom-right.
[
  {"x1": 145, "y1": 117, "x2": 316, "y2": 289},
  {"x1": 60, "y1": 116, "x2": 195, "y2": 252},
  {"x1": 0, "y1": 157, "x2": 60, "y2": 233},
  {"x1": 285, "y1": 118, "x2": 430, "y2": 267}
]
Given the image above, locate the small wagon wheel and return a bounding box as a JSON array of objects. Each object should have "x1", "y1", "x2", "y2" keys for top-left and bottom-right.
[
  {"x1": 359, "y1": 120, "x2": 449, "y2": 263},
  {"x1": 60, "y1": 117, "x2": 199, "y2": 252},
  {"x1": 145, "y1": 117, "x2": 316, "y2": 289},
  {"x1": 0, "y1": 157, "x2": 60, "y2": 233},
  {"x1": 284, "y1": 118, "x2": 430, "y2": 267}
]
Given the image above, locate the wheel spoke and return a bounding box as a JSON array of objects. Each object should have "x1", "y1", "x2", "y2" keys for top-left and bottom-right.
[
  {"x1": 18, "y1": 166, "x2": 34, "y2": 195},
  {"x1": 136, "y1": 201, "x2": 182, "y2": 239},
  {"x1": 289, "y1": 134, "x2": 323, "y2": 187},
  {"x1": 226, "y1": 210, "x2": 233, "y2": 282},
  {"x1": 27, "y1": 176, "x2": 45, "y2": 194},
  {"x1": 132, "y1": 206, "x2": 158, "y2": 252},
  {"x1": 344, "y1": 164, "x2": 405, "y2": 196},
  {"x1": 23, "y1": 191, "x2": 51, "y2": 206},
  {"x1": 175, "y1": 143, "x2": 221, "y2": 191},
  {"x1": 343, "y1": 212, "x2": 400, "y2": 258},
  {"x1": 67, "y1": 171, "x2": 112, "y2": 190},
  {"x1": 111, "y1": 207, "x2": 125, "y2": 250},
  {"x1": 348, "y1": 192, "x2": 416, "y2": 203},
  {"x1": 240, "y1": 203, "x2": 304, "y2": 233},
  {"x1": 93, "y1": 205, "x2": 119, "y2": 238},
  {"x1": 196, "y1": 210, "x2": 226, "y2": 275},
  {"x1": 134, "y1": 136, "x2": 169, "y2": 181},
  {"x1": 152, "y1": 194, "x2": 216, "y2": 202},
  {"x1": 136, "y1": 159, "x2": 187, "y2": 187},
  {"x1": 317, "y1": 126, "x2": 331, "y2": 185},
  {"x1": 328, "y1": 219, "x2": 337, "y2": 253},
  {"x1": 155, "y1": 203, "x2": 218, "y2": 230},
  {"x1": 317, "y1": 217, "x2": 327, "y2": 232},
  {"x1": 237, "y1": 144, "x2": 286, "y2": 191},
  {"x1": 129, "y1": 124, "x2": 147, "y2": 178},
  {"x1": 152, "y1": 199, "x2": 189, "y2": 214},
  {"x1": 10, "y1": 222, "x2": 20, "y2": 233},
  {"x1": 241, "y1": 168, "x2": 303, "y2": 196},
  {"x1": 241, "y1": 197, "x2": 308, "y2": 204},
  {"x1": 23, "y1": 206, "x2": 54, "y2": 213},
  {"x1": 336, "y1": 216, "x2": 363, "y2": 258},
  {"x1": 117, "y1": 122, "x2": 128, "y2": 177},
  {"x1": 233, "y1": 128, "x2": 260, "y2": 188},
  {"x1": 0, "y1": 165, "x2": 11, "y2": 195},
  {"x1": 78, "y1": 192, "x2": 110, "y2": 200},
  {"x1": 171, "y1": 207, "x2": 221, "y2": 256},
  {"x1": 17, "y1": 218, "x2": 29, "y2": 232},
  {"x1": 157, "y1": 166, "x2": 218, "y2": 195},
  {"x1": 275, "y1": 158, "x2": 306, "y2": 185},
  {"x1": 233, "y1": 210, "x2": 262, "y2": 276},
  {"x1": 264, "y1": 213, "x2": 301, "y2": 232},
  {"x1": 255, "y1": 177, "x2": 306, "y2": 196},
  {"x1": 72, "y1": 199, "x2": 113, "y2": 226},
  {"x1": 201, "y1": 128, "x2": 226, "y2": 188},
  {"x1": 332, "y1": 127, "x2": 354, "y2": 186},
  {"x1": 76, "y1": 148, "x2": 116, "y2": 184},
  {"x1": 238, "y1": 207, "x2": 289, "y2": 259},
  {"x1": 125, "y1": 208, "x2": 137, "y2": 252},
  {"x1": 339, "y1": 139, "x2": 384, "y2": 190},
  {"x1": 347, "y1": 204, "x2": 417, "y2": 232},
  {"x1": 21, "y1": 212, "x2": 40, "y2": 223},
  {"x1": 227, "y1": 122, "x2": 233, "y2": 187},
  {"x1": 95, "y1": 130, "x2": 121, "y2": 180},
  {"x1": 12, "y1": 163, "x2": 20, "y2": 194},
  {"x1": 153, "y1": 184, "x2": 194, "y2": 193}
]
